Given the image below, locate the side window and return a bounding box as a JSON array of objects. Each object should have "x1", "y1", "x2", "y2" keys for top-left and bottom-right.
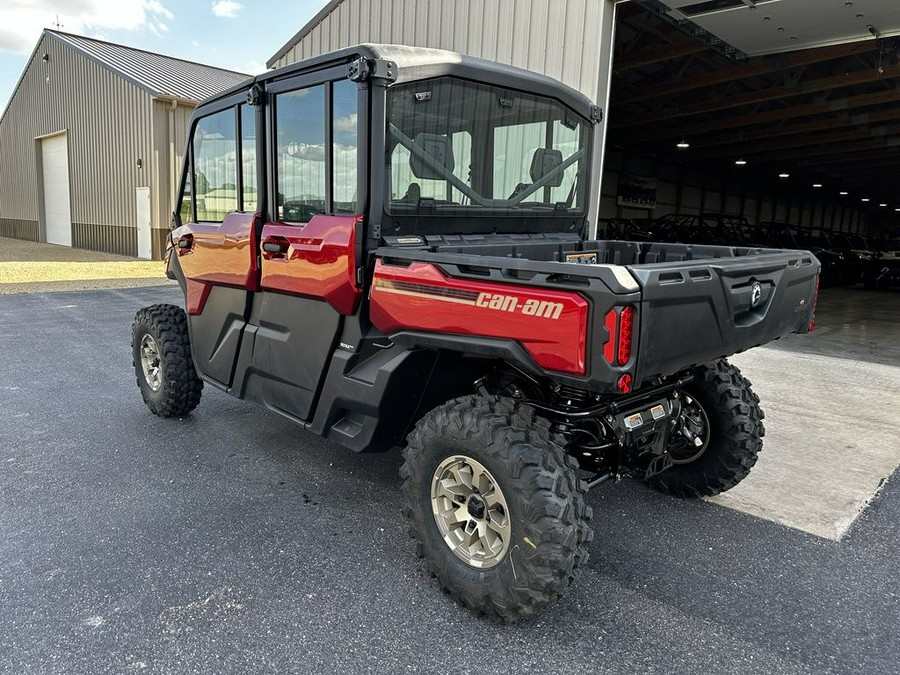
[
  {"x1": 276, "y1": 84, "x2": 326, "y2": 223},
  {"x1": 193, "y1": 107, "x2": 237, "y2": 222},
  {"x1": 332, "y1": 79, "x2": 358, "y2": 214},
  {"x1": 240, "y1": 104, "x2": 258, "y2": 212},
  {"x1": 178, "y1": 156, "x2": 193, "y2": 224}
]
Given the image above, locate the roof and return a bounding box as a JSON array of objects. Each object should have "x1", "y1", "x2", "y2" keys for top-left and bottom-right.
[
  {"x1": 47, "y1": 30, "x2": 250, "y2": 100},
  {"x1": 207, "y1": 44, "x2": 597, "y2": 124},
  {"x1": 267, "y1": 0, "x2": 344, "y2": 68}
]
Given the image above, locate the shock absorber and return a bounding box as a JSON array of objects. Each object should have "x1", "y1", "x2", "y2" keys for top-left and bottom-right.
[{"x1": 553, "y1": 384, "x2": 591, "y2": 410}]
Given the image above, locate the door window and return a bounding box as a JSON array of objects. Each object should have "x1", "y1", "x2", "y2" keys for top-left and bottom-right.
[
  {"x1": 332, "y1": 79, "x2": 358, "y2": 214},
  {"x1": 240, "y1": 104, "x2": 258, "y2": 212},
  {"x1": 193, "y1": 108, "x2": 238, "y2": 222},
  {"x1": 276, "y1": 85, "x2": 327, "y2": 223},
  {"x1": 273, "y1": 79, "x2": 360, "y2": 222}
]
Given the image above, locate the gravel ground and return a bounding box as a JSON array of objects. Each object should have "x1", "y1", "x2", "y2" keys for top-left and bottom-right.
[{"x1": 0, "y1": 236, "x2": 173, "y2": 294}]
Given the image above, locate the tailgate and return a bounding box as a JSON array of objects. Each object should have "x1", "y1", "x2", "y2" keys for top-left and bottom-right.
[{"x1": 627, "y1": 250, "x2": 819, "y2": 382}]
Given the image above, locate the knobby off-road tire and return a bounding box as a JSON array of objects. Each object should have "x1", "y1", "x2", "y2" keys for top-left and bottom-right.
[
  {"x1": 132, "y1": 304, "x2": 203, "y2": 417},
  {"x1": 401, "y1": 395, "x2": 593, "y2": 621},
  {"x1": 649, "y1": 358, "x2": 764, "y2": 498}
]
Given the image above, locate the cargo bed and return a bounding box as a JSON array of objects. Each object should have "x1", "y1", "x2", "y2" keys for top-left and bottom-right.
[{"x1": 375, "y1": 234, "x2": 820, "y2": 390}]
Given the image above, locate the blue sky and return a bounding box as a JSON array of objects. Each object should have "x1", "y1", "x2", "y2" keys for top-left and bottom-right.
[{"x1": 0, "y1": 0, "x2": 327, "y2": 111}]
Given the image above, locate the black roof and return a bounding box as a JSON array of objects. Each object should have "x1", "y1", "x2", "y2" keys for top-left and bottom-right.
[{"x1": 200, "y1": 44, "x2": 598, "y2": 122}]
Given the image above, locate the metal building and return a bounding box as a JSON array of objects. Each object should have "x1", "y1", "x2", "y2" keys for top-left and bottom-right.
[
  {"x1": 267, "y1": 0, "x2": 619, "y2": 227},
  {"x1": 0, "y1": 30, "x2": 248, "y2": 259},
  {"x1": 267, "y1": 0, "x2": 900, "y2": 237}
]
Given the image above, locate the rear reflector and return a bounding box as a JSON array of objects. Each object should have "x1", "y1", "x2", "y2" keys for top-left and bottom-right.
[
  {"x1": 617, "y1": 306, "x2": 635, "y2": 366},
  {"x1": 617, "y1": 373, "x2": 633, "y2": 394}
]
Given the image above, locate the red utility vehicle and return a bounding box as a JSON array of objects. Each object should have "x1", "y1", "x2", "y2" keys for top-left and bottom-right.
[{"x1": 133, "y1": 45, "x2": 819, "y2": 620}]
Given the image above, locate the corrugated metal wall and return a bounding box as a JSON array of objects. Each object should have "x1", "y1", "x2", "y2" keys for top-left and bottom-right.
[
  {"x1": 151, "y1": 98, "x2": 194, "y2": 238},
  {"x1": 272, "y1": 0, "x2": 610, "y2": 102},
  {"x1": 0, "y1": 34, "x2": 155, "y2": 256}
]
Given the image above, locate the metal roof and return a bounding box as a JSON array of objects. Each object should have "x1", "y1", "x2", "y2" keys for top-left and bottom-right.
[{"x1": 47, "y1": 30, "x2": 250, "y2": 101}]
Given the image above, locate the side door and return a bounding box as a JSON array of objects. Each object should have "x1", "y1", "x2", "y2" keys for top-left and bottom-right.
[
  {"x1": 243, "y1": 72, "x2": 364, "y2": 422},
  {"x1": 170, "y1": 96, "x2": 261, "y2": 387}
]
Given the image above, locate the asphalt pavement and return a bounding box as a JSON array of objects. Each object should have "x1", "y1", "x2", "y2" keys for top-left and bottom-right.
[{"x1": 0, "y1": 285, "x2": 898, "y2": 675}]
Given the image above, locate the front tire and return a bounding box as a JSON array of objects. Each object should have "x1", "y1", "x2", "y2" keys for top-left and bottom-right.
[
  {"x1": 401, "y1": 395, "x2": 593, "y2": 621},
  {"x1": 649, "y1": 359, "x2": 764, "y2": 498},
  {"x1": 132, "y1": 304, "x2": 203, "y2": 417}
]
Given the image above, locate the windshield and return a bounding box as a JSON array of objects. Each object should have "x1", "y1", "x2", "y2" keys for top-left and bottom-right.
[{"x1": 385, "y1": 77, "x2": 589, "y2": 216}]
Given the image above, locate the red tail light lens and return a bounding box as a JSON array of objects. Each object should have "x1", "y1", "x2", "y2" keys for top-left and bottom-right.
[
  {"x1": 603, "y1": 309, "x2": 617, "y2": 364},
  {"x1": 617, "y1": 305, "x2": 635, "y2": 365}
]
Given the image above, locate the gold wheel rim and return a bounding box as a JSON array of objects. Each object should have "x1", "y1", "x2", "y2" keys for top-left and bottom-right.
[
  {"x1": 430, "y1": 455, "x2": 511, "y2": 569},
  {"x1": 140, "y1": 334, "x2": 162, "y2": 392}
]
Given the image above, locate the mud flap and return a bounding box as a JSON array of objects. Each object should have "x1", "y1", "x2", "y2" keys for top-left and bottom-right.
[{"x1": 644, "y1": 451, "x2": 674, "y2": 480}]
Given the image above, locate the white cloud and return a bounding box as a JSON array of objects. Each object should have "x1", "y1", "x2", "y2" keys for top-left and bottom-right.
[
  {"x1": 333, "y1": 114, "x2": 357, "y2": 134},
  {"x1": 211, "y1": 1, "x2": 243, "y2": 19},
  {"x1": 143, "y1": 0, "x2": 173, "y2": 21},
  {"x1": 0, "y1": 0, "x2": 175, "y2": 53}
]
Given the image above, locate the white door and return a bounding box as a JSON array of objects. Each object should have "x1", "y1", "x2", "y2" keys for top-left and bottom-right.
[
  {"x1": 135, "y1": 187, "x2": 152, "y2": 259},
  {"x1": 41, "y1": 133, "x2": 72, "y2": 247}
]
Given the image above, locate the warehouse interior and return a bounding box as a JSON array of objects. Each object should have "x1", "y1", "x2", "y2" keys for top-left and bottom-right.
[{"x1": 599, "y1": 0, "x2": 900, "y2": 257}]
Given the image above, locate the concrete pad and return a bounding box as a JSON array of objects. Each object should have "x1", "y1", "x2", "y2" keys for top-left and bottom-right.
[{"x1": 709, "y1": 348, "x2": 900, "y2": 540}]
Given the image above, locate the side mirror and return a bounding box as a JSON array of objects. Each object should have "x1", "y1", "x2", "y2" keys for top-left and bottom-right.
[
  {"x1": 172, "y1": 210, "x2": 182, "y2": 229},
  {"x1": 409, "y1": 133, "x2": 455, "y2": 180},
  {"x1": 530, "y1": 148, "x2": 564, "y2": 188}
]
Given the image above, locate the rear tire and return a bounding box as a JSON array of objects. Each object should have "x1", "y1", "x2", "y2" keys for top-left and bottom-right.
[
  {"x1": 401, "y1": 395, "x2": 592, "y2": 621},
  {"x1": 649, "y1": 359, "x2": 764, "y2": 498},
  {"x1": 132, "y1": 304, "x2": 203, "y2": 417}
]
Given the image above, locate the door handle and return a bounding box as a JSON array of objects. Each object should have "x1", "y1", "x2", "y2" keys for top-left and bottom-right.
[
  {"x1": 176, "y1": 233, "x2": 194, "y2": 256},
  {"x1": 262, "y1": 236, "x2": 289, "y2": 259}
]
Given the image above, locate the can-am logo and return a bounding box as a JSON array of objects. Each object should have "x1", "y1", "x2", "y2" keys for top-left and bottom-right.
[{"x1": 475, "y1": 292, "x2": 563, "y2": 319}]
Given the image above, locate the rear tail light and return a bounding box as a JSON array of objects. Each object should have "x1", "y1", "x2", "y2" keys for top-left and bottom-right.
[
  {"x1": 603, "y1": 310, "x2": 618, "y2": 363},
  {"x1": 604, "y1": 305, "x2": 637, "y2": 367},
  {"x1": 617, "y1": 306, "x2": 635, "y2": 365}
]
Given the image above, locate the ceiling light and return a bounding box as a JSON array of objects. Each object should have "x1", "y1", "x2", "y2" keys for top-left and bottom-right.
[
  {"x1": 778, "y1": 172, "x2": 790, "y2": 178},
  {"x1": 735, "y1": 159, "x2": 747, "y2": 166},
  {"x1": 861, "y1": 198, "x2": 870, "y2": 202},
  {"x1": 895, "y1": 208, "x2": 900, "y2": 212},
  {"x1": 879, "y1": 203, "x2": 888, "y2": 207},
  {"x1": 676, "y1": 138, "x2": 690, "y2": 149},
  {"x1": 812, "y1": 183, "x2": 823, "y2": 188},
  {"x1": 840, "y1": 191, "x2": 848, "y2": 195}
]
